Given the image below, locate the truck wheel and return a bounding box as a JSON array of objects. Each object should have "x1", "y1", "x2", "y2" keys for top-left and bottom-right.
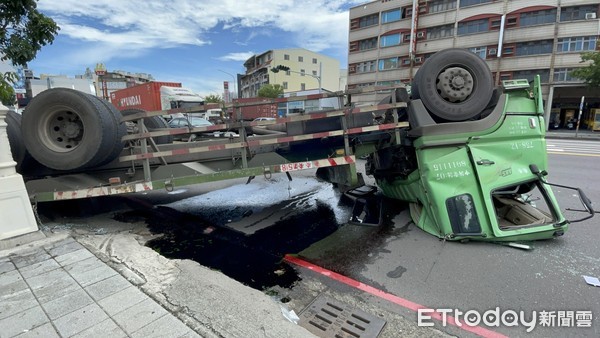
[
  {"x1": 21, "y1": 88, "x2": 118, "y2": 171},
  {"x1": 121, "y1": 109, "x2": 173, "y2": 144},
  {"x1": 6, "y1": 111, "x2": 39, "y2": 173},
  {"x1": 89, "y1": 96, "x2": 127, "y2": 166},
  {"x1": 411, "y1": 48, "x2": 493, "y2": 122}
]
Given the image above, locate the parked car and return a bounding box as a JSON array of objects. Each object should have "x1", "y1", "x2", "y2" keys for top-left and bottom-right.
[
  {"x1": 168, "y1": 116, "x2": 213, "y2": 141},
  {"x1": 168, "y1": 116, "x2": 238, "y2": 140},
  {"x1": 253, "y1": 117, "x2": 276, "y2": 122}
]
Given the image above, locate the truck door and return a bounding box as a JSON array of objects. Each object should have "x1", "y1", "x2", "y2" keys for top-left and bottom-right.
[{"x1": 467, "y1": 115, "x2": 559, "y2": 237}]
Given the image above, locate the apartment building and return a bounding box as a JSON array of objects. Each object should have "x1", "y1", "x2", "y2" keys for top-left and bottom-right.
[
  {"x1": 91, "y1": 64, "x2": 154, "y2": 99},
  {"x1": 349, "y1": 0, "x2": 600, "y2": 128},
  {"x1": 240, "y1": 48, "x2": 341, "y2": 98}
]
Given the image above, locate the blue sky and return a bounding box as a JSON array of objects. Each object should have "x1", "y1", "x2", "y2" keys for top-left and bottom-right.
[{"x1": 28, "y1": 0, "x2": 364, "y2": 97}]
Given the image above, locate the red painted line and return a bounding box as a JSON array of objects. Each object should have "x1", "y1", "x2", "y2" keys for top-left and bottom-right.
[
  {"x1": 313, "y1": 131, "x2": 333, "y2": 139},
  {"x1": 327, "y1": 158, "x2": 337, "y2": 166},
  {"x1": 284, "y1": 255, "x2": 508, "y2": 338},
  {"x1": 172, "y1": 148, "x2": 190, "y2": 156},
  {"x1": 207, "y1": 144, "x2": 225, "y2": 151}
]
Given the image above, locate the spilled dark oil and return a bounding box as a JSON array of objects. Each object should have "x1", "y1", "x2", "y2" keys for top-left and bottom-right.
[{"x1": 122, "y1": 200, "x2": 344, "y2": 290}]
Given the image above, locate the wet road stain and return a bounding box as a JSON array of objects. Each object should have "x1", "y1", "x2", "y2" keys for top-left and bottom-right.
[
  {"x1": 116, "y1": 201, "x2": 343, "y2": 290},
  {"x1": 386, "y1": 265, "x2": 407, "y2": 279}
]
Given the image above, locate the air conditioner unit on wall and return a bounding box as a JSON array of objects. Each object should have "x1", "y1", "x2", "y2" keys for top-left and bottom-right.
[
  {"x1": 488, "y1": 48, "x2": 497, "y2": 55},
  {"x1": 585, "y1": 13, "x2": 597, "y2": 19},
  {"x1": 417, "y1": 32, "x2": 425, "y2": 38}
]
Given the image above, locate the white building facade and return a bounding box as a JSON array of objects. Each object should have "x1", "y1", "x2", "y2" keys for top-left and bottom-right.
[
  {"x1": 349, "y1": 0, "x2": 600, "y2": 128},
  {"x1": 240, "y1": 48, "x2": 341, "y2": 98}
]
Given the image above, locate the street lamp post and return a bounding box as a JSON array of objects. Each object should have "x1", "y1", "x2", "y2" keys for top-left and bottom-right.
[{"x1": 218, "y1": 69, "x2": 237, "y2": 101}]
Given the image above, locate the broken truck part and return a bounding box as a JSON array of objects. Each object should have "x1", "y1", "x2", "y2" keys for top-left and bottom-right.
[{"x1": 6, "y1": 48, "x2": 593, "y2": 242}]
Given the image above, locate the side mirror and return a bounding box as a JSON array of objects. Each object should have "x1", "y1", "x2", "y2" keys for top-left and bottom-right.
[{"x1": 530, "y1": 164, "x2": 595, "y2": 223}]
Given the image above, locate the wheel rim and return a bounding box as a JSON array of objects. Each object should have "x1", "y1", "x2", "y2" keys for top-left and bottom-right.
[
  {"x1": 436, "y1": 67, "x2": 474, "y2": 103},
  {"x1": 39, "y1": 108, "x2": 84, "y2": 152}
]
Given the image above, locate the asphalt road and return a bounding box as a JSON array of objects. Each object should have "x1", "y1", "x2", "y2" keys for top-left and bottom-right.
[{"x1": 297, "y1": 139, "x2": 600, "y2": 337}]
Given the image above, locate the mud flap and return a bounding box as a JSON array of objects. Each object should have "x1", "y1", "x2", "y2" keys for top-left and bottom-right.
[{"x1": 344, "y1": 185, "x2": 382, "y2": 226}]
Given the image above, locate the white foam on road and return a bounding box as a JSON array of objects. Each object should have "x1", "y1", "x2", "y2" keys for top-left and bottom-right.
[{"x1": 164, "y1": 177, "x2": 352, "y2": 224}]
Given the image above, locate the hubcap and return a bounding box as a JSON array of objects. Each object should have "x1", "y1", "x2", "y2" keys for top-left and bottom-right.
[
  {"x1": 437, "y1": 67, "x2": 474, "y2": 102},
  {"x1": 43, "y1": 110, "x2": 83, "y2": 152}
]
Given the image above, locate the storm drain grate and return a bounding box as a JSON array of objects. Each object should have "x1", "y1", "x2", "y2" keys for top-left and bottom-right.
[{"x1": 298, "y1": 295, "x2": 386, "y2": 338}]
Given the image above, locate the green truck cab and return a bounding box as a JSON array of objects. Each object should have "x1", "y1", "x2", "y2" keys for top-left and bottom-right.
[{"x1": 360, "y1": 49, "x2": 593, "y2": 242}]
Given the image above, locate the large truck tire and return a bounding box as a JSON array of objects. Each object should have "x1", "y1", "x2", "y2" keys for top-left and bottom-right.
[
  {"x1": 411, "y1": 48, "x2": 493, "y2": 122},
  {"x1": 6, "y1": 110, "x2": 39, "y2": 173},
  {"x1": 89, "y1": 96, "x2": 127, "y2": 166},
  {"x1": 21, "y1": 88, "x2": 119, "y2": 171},
  {"x1": 121, "y1": 108, "x2": 173, "y2": 144}
]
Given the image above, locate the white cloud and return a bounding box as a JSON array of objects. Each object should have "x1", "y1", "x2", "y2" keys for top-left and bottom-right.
[
  {"x1": 34, "y1": 0, "x2": 365, "y2": 96},
  {"x1": 217, "y1": 52, "x2": 255, "y2": 62},
  {"x1": 37, "y1": 0, "x2": 357, "y2": 61}
]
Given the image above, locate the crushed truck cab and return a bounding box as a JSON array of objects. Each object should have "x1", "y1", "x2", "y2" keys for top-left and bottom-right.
[{"x1": 363, "y1": 49, "x2": 593, "y2": 242}]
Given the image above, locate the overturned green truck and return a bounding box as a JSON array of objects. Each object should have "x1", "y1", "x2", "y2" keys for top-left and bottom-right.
[{"x1": 354, "y1": 48, "x2": 594, "y2": 241}]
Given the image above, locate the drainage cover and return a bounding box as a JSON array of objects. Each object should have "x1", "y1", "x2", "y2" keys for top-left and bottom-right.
[{"x1": 299, "y1": 295, "x2": 386, "y2": 338}]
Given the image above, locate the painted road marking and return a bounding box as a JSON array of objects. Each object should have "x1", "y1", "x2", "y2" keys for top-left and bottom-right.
[
  {"x1": 284, "y1": 255, "x2": 508, "y2": 338},
  {"x1": 547, "y1": 152, "x2": 600, "y2": 157}
]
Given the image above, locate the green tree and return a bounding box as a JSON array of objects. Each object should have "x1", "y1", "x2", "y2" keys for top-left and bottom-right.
[
  {"x1": 1, "y1": 0, "x2": 59, "y2": 105},
  {"x1": 257, "y1": 84, "x2": 283, "y2": 98},
  {"x1": 204, "y1": 94, "x2": 223, "y2": 103},
  {"x1": 570, "y1": 51, "x2": 600, "y2": 87}
]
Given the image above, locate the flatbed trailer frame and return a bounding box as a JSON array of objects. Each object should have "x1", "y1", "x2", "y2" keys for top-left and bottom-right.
[{"x1": 24, "y1": 86, "x2": 409, "y2": 203}]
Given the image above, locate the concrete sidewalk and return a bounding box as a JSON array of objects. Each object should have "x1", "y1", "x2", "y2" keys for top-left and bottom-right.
[
  {"x1": 0, "y1": 236, "x2": 198, "y2": 338},
  {"x1": 546, "y1": 129, "x2": 600, "y2": 140}
]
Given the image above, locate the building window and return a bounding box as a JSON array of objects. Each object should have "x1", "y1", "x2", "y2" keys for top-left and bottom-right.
[
  {"x1": 356, "y1": 82, "x2": 376, "y2": 88},
  {"x1": 381, "y1": 33, "x2": 401, "y2": 47},
  {"x1": 554, "y1": 68, "x2": 581, "y2": 82},
  {"x1": 356, "y1": 61, "x2": 376, "y2": 73},
  {"x1": 515, "y1": 40, "x2": 554, "y2": 56},
  {"x1": 458, "y1": 19, "x2": 489, "y2": 35},
  {"x1": 427, "y1": 24, "x2": 454, "y2": 39},
  {"x1": 359, "y1": 13, "x2": 379, "y2": 28},
  {"x1": 301, "y1": 83, "x2": 306, "y2": 91},
  {"x1": 428, "y1": 0, "x2": 457, "y2": 13},
  {"x1": 499, "y1": 72, "x2": 513, "y2": 81},
  {"x1": 502, "y1": 46, "x2": 515, "y2": 55},
  {"x1": 300, "y1": 69, "x2": 305, "y2": 76},
  {"x1": 286, "y1": 70, "x2": 291, "y2": 75},
  {"x1": 378, "y1": 57, "x2": 400, "y2": 71},
  {"x1": 557, "y1": 36, "x2": 597, "y2": 52},
  {"x1": 283, "y1": 82, "x2": 288, "y2": 89},
  {"x1": 459, "y1": 0, "x2": 492, "y2": 8},
  {"x1": 520, "y1": 9, "x2": 557, "y2": 26},
  {"x1": 513, "y1": 69, "x2": 550, "y2": 83},
  {"x1": 358, "y1": 37, "x2": 378, "y2": 51},
  {"x1": 382, "y1": 8, "x2": 402, "y2": 23},
  {"x1": 284, "y1": 54, "x2": 289, "y2": 60},
  {"x1": 377, "y1": 80, "x2": 403, "y2": 87},
  {"x1": 298, "y1": 56, "x2": 303, "y2": 62},
  {"x1": 312, "y1": 70, "x2": 317, "y2": 76},
  {"x1": 469, "y1": 46, "x2": 487, "y2": 59},
  {"x1": 561, "y1": 5, "x2": 597, "y2": 22},
  {"x1": 312, "y1": 58, "x2": 317, "y2": 64}
]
